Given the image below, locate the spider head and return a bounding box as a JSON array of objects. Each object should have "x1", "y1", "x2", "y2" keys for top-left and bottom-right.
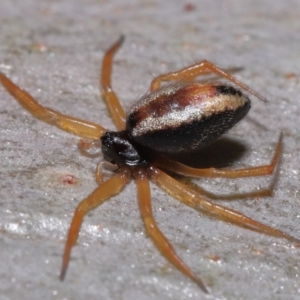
[{"x1": 100, "y1": 130, "x2": 152, "y2": 167}]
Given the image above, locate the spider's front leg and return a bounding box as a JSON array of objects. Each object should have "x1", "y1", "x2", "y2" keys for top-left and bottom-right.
[
  {"x1": 0, "y1": 73, "x2": 106, "y2": 139},
  {"x1": 100, "y1": 36, "x2": 126, "y2": 130},
  {"x1": 150, "y1": 59, "x2": 267, "y2": 102}
]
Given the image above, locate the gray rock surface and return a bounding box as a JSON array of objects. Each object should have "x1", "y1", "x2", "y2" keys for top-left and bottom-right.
[{"x1": 1, "y1": 1, "x2": 300, "y2": 299}]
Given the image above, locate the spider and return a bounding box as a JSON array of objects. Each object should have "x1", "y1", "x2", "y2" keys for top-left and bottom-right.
[{"x1": 0, "y1": 36, "x2": 299, "y2": 293}]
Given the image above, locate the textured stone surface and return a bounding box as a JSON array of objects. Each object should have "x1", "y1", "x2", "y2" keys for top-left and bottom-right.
[{"x1": 1, "y1": 1, "x2": 300, "y2": 299}]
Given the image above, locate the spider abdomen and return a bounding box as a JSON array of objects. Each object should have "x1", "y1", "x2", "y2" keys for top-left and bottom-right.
[{"x1": 126, "y1": 82, "x2": 251, "y2": 155}]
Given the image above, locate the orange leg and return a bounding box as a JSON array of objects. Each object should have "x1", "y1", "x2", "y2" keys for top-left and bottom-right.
[
  {"x1": 95, "y1": 161, "x2": 105, "y2": 185},
  {"x1": 156, "y1": 134, "x2": 282, "y2": 179},
  {"x1": 101, "y1": 36, "x2": 126, "y2": 130},
  {"x1": 149, "y1": 166, "x2": 300, "y2": 244},
  {"x1": 94, "y1": 161, "x2": 118, "y2": 185},
  {"x1": 78, "y1": 140, "x2": 107, "y2": 183},
  {"x1": 78, "y1": 139, "x2": 102, "y2": 157},
  {"x1": 60, "y1": 166, "x2": 131, "y2": 280},
  {"x1": 150, "y1": 60, "x2": 267, "y2": 102},
  {"x1": 0, "y1": 73, "x2": 106, "y2": 139},
  {"x1": 134, "y1": 168, "x2": 208, "y2": 293}
]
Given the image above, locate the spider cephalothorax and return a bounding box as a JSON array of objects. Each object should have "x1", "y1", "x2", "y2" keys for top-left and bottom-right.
[{"x1": 101, "y1": 130, "x2": 152, "y2": 166}]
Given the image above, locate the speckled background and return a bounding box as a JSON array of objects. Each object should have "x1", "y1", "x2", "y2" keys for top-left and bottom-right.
[{"x1": 1, "y1": 1, "x2": 300, "y2": 299}]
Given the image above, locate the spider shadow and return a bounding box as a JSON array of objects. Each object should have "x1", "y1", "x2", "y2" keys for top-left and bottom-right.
[
  {"x1": 168, "y1": 136, "x2": 247, "y2": 168},
  {"x1": 168, "y1": 136, "x2": 279, "y2": 202}
]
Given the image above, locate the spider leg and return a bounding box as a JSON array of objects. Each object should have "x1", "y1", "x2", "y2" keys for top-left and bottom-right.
[
  {"x1": 60, "y1": 166, "x2": 131, "y2": 281},
  {"x1": 94, "y1": 161, "x2": 118, "y2": 185},
  {"x1": 101, "y1": 36, "x2": 126, "y2": 130},
  {"x1": 78, "y1": 138, "x2": 101, "y2": 152},
  {"x1": 94, "y1": 161, "x2": 104, "y2": 185},
  {"x1": 0, "y1": 72, "x2": 106, "y2": 139},
  {"x1": 150, "y1": 60, "x2": 267, "y2": 102},
  {"x1": 149, "y1": 166, "x2": 300, "y2": 244},
  {"x1": 134, "y1": 168, "x2": 208, "y2": 293},
  {"x1": 156, "y1": 134, "x2": 282, "y2": 179}
]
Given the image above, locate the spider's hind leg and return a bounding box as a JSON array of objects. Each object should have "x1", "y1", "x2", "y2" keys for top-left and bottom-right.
[
  {"x1": 150, "y1": 60, "x2": 267, "y2": 102},
  {"x1": 135, "y1": 167, "x2": 208, "y2": 293},
  {"x1": 156, "y1": 133, "x2": 283, "y2": 179},
  {"x1": 149, "y1": 166, "x2": 300, "y2": 244}
]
